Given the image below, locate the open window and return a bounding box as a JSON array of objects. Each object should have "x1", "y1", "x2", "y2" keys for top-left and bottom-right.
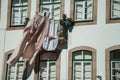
[
  {"x1": 70, "y1": 0, "x2": 97, "y2": 26},
  {"x1": 36, "y1": 0, "x2": 65, "y2": 20}
]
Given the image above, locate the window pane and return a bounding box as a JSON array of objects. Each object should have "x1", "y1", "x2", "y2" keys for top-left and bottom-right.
[
  {"x1": 49, "y1": 62, "x2": 56, "y2": 80},
  {"x1": 84, "y1": 51, "x2": 92, "y2": 59},
  {"x1": 110, "y1": 49, "x2": 120, "y2": 59},
  {"x1": 74, "y1": 0, "x2": 93, "y2": 21},
  {"x1": 73, "y1": 61, "x2": 92, "y2": 80},
  {"x1": 6, "y1": 60, "x2": 24, "y2": 80},
  {"x1": 39, "y1": 61, "x2": 56, "y2": 80},
  {"x1": 111, "y1": 61, "x2": 120, "y2": 80},
  {"x1": 73, "y1": 51, "x2": 83, "y2": 60},
  {"x1": 40, "y1": 4, "x2": 61, "y2": 19},
  {"x1": 39, "y1": 62, "x2": 48, "y2": 80},
  {"x1": 12, "y1": 0, "x2": 28, "y2": 6},
  {"x1": 84, "y1": 61, "x2": 92, "y2": 80},
  {"x1": 111, "y1": 0, "x2": 120, "y2": 19},
  {"x1": 11, "y1": 7, "x2": 27, "y2": 26},
  {"x1": 73, "y1": 62, "x2": 82, "y2": 80},
  {"x1": 11, "y1": 0, "x2": 28, "y2": 26}
]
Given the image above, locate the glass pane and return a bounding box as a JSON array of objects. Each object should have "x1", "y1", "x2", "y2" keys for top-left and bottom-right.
[
  {"x1": 39, "y1": 61, "x2": 56, "y2": 80},
  {"x1": 21, "y1": 0, "x2": 28, "y2": 5},
  {"x1": 6, "y1": 63, "x2": 24, "y2": 80},
  {"x1": 49, "y1": 62, "x2": 56, "y2": 80},
  {"x1": 73, "y1": 62, "x2": 82, "y2": 80},
  {"x1": 75, "y1": 1, "x2": 83, "y2": 20},
  {"x1": 110, "y1": 49, "x2": 120, "y2": 59},
  {"x1": 86, "y1": 0, "x2": 93, "y2": 20},
  {"x1": 111, "y1": 0, "x2": 120, "y2": 18},
  {"x1": 16, "y1": 63, "x2": 24, "y2": 79},
  {"x1": 84, "y1": 51, "x2": 92, "y2": 59},
  {"x1": 73, "y1": 51, "x2": 83, "y2": 60},
  {"x1": 111, "y1": 61, "x2": 120, "y2": 80},
  {"x1": 84, "y1": 61, "x2": 92, "y2": 80},
  {"x1": 40, "y1": 4, "x2": 61, "y2": 19},
  {"x1": 12, "y1": 0, "x2": 28, "y2": 6},
  {"x1": 39, "y1": 62, "x2": 47, "y2": 80},
  {"x1": 52, "y1": 4, "x2": 61, "y2": 19},
  {"x1": 12, "y1": 0, "x2": 20, "y2": 6},
  {"x1": 11, "y1": 7, "x2": 27, "y2": 26},
  {"x1": 74, "y1": 0, "x2": 93, "y2": 21}
]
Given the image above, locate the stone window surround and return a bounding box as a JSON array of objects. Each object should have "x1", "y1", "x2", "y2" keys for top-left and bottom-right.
[
  {"x1": 7, "y1": 0, "x2": 31, "y2": 30},
  {"x1": 2, "y1": 49, "x2": 26, "y2": 80},
  {"x1": 106, "y1": 0, "x2": 120, "y2": 23},
  {"x1": 70, "y1": 0, "x2": 98, "y2": 26},
  {"x1": 34, "y1": 50, "x2": 61, "y2": 80},
  {"x1": 68, "y1": 46, "x2": 96, "y2": 80}
]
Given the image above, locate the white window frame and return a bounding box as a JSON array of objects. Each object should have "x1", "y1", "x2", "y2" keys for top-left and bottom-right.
[
  {"x1": 73, "y1": 61, "x2": 92, "y2": 80},
  {"x1": 39, "y1": 0, "x2": 61, "y2": 19},
  {"x1": 72, "y1": 50, "x2": 92, "y2": 80},
  {"x1": 74, "y1": 0, "x2": 93, "y2": 21},
  {"x1": 39, "y1": 61, "x2": 57, "y2": 80}
]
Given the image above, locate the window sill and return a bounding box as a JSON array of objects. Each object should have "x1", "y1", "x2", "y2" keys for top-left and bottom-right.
[{"x1": 7, "y1": 26, "x2": 26, "y2": 30}]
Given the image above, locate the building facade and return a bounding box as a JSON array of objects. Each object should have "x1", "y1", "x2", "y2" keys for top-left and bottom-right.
[{"x1": 0, "y1": 0, "x2": 120, "y2": 80}]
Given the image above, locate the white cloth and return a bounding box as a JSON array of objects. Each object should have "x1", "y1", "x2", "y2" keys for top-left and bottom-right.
[{"x1": 42, "y1": 20, "x2": 59, "y2": 51}]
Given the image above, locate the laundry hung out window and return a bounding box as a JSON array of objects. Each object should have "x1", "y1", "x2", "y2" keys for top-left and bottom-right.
[
  {"x1": 72, "y1": 50, "x2": 92, "y2": 80},
  {"x1": 39, "y1": 0, "x2": 61, "y2": 19},
  {"x1": 74, "y1": 0, "x2": 93, "y2": 21},
  {"x1": 110, "y1": 0, "x2": 120, "y2": 19},
  {"x1": 110, "y1": 49, "x2": 120, "y2": 80},
  {"x1": 6, "y1": 54, "x2": 24, "y2": 80},
  {"x1": 10, "y1": 0, "x2": 28, "y2": 26}
]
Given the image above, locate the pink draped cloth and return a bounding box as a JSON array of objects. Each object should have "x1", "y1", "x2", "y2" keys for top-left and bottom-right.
[{"x1": 7, "y1": 14, "x2": 49, "y2": 66}]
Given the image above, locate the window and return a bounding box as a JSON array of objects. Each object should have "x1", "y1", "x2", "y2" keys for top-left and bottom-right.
[
  {"x1": 7, "y1": 0, "x2": 31, "y2": 30},
  {"x1": 68, "y1": 46, "x2": 96, "y2": 80},
  {"x1": 6, "y1": 56, "x2": 24, "y2": 80},
  {"x1": 106, "y1": 0, "x2": 120, "y2": 23},
  {"x1": 110, "y1": 0, "x2": 120, "y2": 19},
  {"x1": 2, "y1": 50, "x2": 25, "y2": 80},
  {"x1": 72, "y1": 50, "x2": 92, "y2": 80},
  {"x1": 34, "y1": 51, "x2": 61, "y2": 80},
  {"x1": 105, "y1": 45, "x2": 120, "y2": 80},
  {"x1": 70, "y1": 0, "x2": 97, "y2": 26},
  {"x1": 110, "y1": 49, "x2": 120, "y2": 80},
  {"x1": 37, "y1": 0, "x2": 64, "y2": 20}
]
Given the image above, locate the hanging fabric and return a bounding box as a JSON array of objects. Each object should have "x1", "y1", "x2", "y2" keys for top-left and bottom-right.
[
  {"x1": 42, "y1": 20, "x2": 59, "y2": 51},
  {"x1": 7, "y1": 11, "x2": 50, "y2": 66}
]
